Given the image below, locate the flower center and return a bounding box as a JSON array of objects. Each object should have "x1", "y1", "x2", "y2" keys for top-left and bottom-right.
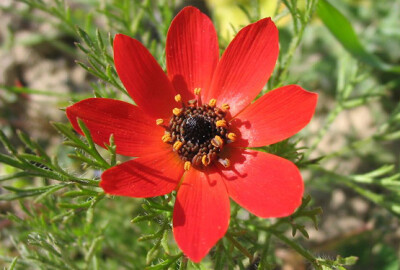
[
  {"x1": 170, "y1": 103, "x2": 227, "y2": 166},
  {"x1": 157, "y1": 89, "x2": 237, "y2": 171},
  {"x1": 183, "y1": 115, "x2": 215, "y2": 144}
]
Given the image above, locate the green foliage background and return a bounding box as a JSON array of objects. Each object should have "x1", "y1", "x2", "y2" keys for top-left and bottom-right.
[{"x1": 1, "y1": 0, "x2": 399, "y2": 269}]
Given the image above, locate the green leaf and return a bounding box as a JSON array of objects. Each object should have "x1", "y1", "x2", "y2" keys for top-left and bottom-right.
[
  {"x1": 146, "y1": 246, "x2": 160, "y2": 266},
  {"x1": 7, "y1": 257, "x2": 18, "y2": 270},
  {"x1": 58, "y1": 200, "x2": 92, "y2": 209},
  {"x1": 52, "y1": 122, "x2": 85, "y2": 147},
  {"x1": 0, "y1": 184, "x2": 65, "y2": 201},
  {"x1": 131, "y1": 214, "x2": 158, "y2": 224},
  {"x1": 317, "y1": 0, "x2": 400, "y2": 73},
  {"x1": 84, "y1": 236, "x2": 104, "y2": 264},
  {"x1": 0, "y1": 130, "x2": 18, "y2": 155},
  {"x1": 335, "y1": 255, "x2": 358, "y2": 266},
  {"x1": 145, "y1": 253, "x2": 182, "y2": 270},
  {"x1": 33, "y1": 184, "x2": 68, "y2": 203},
  {"x1": 160, "y1": 229, "x2": 170, "y2": 254},
  {"x1": 96, "y1": 29, "x2": 105, "y2": 51},
  {"x1": 74, "y1": 41, "x2": 89, "y2": 53},
  {"x1": 0, "y1": 172, "x2": 32, "y2": 182},
  {"x1": 75, "y1": 26, "x2": 95, "y2": 50},
  {"x1": 0, "y1": 154, "x2": 25, "y2": 169}
]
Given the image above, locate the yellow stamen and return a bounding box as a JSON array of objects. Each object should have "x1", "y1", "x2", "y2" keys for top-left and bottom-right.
[
  {"x1": 173, "y1": 108, "x2": 182, "y2": 116},
  {"x1": 218, "y1": 158, "x2": 231, "y2": 168},
  {"x1": 209, "y1": 99, "x2": 217, "y2": 107},
  {"x1": 216, "y1": 120, "x2": 227, "y2": 127},
  {"x1": 227, "y1": 132, "x2": 237, "y2": 142},
  {"x1": 211, "y1": 135, "x2": 223, "y2": 148},
  {"x1": 184, "y1": 161, "x2": 191, "y2": 171},
  {"x1": 174, "y1": 94, "x2": 182, "y2": 103},
  {"x1": 162, "y1": 134, "x2": 172, "y2": 143},
  {"x1": 173, "y1": 141, "x2": 183, "y2": 151},
  {"x1": 201, "y1": 155, "x2": 210, "y2": 166},
  {"x1": 194, "y1": 87, "x2": 201, "y2": 95},
  {"x1": 156, "y1": 119, "x2": 164, "y2": 126},
  {"x1": 222, "y1": 104, "x2": 230, "y2": 111}
]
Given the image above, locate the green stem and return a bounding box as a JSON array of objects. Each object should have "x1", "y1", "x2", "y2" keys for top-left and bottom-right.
[
  {"x1": 312, "y1": 167, "x2": 400, "y2": 218},
  {"x1": 225, "y1": 232, "x2": 254, "y2": 262},
  {"x1": 179, "y1": 256, "x2": 188, "y2": 270},
  {"x1": 257, "y1": 233, "x2": 272, "y2": 270},
  {"x1": 272, "y1": 0, "x2": 318, "y2": 87},
  {"x1": 307, "y1": 104, "x2": 343, "y2": 156},
  {"x1": 271, "y1": 231, "x2": 320, "y2": 269}
]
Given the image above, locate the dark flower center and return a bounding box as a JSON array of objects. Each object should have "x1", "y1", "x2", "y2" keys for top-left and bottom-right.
[
  {"x1": 183, "y1": 116, "x2": 216, "y2": 144},
  {"x1": 158, "y1": 92, "x2": 236, "y2": 171},
  {"x1": 166, "y1": 101, "x2": 228, "y2": 168}
]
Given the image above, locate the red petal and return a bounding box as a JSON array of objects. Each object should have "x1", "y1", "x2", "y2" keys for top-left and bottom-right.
[
  {"x1": 166, "y1": 6, "x2": 219, "y2": 102},
  {"x1": 205, "y1": 17, "x2": 279, "y2": 116},
  {"x1": 231, "y1": 85, "x2": 318, "y2": 147},
  {"x1": 114, "y1": 34, "x2": 176, "y2": 119},
  {"x1": 100, "y1": 149, "x2": 183, "y2": 198},
  {"x1": 222, "y1": 148, "x2": 303, "y2": 218},
  {"x1": 66, "y1": 98, "x2": 166, "y2": 157},
  {"x1": 173, "y1": 169, "x2": 230, "y2": 262}
]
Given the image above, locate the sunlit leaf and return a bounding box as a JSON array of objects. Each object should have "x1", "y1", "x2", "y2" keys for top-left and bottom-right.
[{"x1": 317, "y1": 0, "x2": 400, "y2": 73}]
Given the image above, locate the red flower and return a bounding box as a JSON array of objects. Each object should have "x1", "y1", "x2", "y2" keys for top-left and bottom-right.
[{"x1": 66, "y1": 6, "x2": 317, "y2": 262}]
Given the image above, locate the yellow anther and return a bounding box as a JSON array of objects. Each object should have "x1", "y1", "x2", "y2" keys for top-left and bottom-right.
[
  {"x1": 173, "y1": 108, "x2": 182, "y2": 116},
  {"x1": 209, "y1": 99, "x2": 217, "y2": 107},
  {"x1": 216, "y1": 120, "x2": 227, "y2": 128},
  {"x1": 194, "y1": 87, "x2": 201, "y2": 95},
  {"x1": 162, "y1": 134, "x2": 172, "y2": 143},
  {"x1": 156, "y1": 119, "x2": 164, "y2": 126},
  {"x1": 173, "y1": 141, "x2": 183, "y2": 151},
  {"x1": 201, "y1": 155, "x2": 210, "y2": 166},
  {"x1": 227, "y1": 132, "x2": 237, "y2": 142},
  {"x1": 211, "y1": 135, "x2": 224, "y2": 148},
  {"x1": 184, "y1": 161, "x2": 191, "y2": 171},
  {"x1": 174, "y1": 94, "x2": 182, "y2": 102},
  {"x1": 222, "y1": 104, "x2": 230, "y2": 111},
  {"x1": 218, "y1": 158, "x2": 231, "y2": 168}
]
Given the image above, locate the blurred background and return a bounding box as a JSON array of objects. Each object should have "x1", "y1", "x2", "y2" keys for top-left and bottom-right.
[{"x1": 1, "y1": 0, "x2": 400, "y2": 269}]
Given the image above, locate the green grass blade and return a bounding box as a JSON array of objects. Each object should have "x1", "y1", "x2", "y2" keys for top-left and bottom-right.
[{"x1": 317, "y1": 0, "x2": 400, "y2": 73}]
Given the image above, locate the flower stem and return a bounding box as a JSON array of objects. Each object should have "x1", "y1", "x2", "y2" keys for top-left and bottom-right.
[
  {"x1": 257, "y1": 232, "x2": 272, "y2": 270},
  {"x1": 271, "y1": 231, "x2": 320, "y2": 269},
  {"x1": 272, "y1": 0, "x2": 318, "y2": 88},
  {"x1": 225, "y1": 232, "x2": 254, "y2": 262},
  {"x1": 179, "y1": 256, "x2": 188, "y2": 270},
  {"x1": 306, "y1": 103, "x2": 343, "y2": 156}
]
